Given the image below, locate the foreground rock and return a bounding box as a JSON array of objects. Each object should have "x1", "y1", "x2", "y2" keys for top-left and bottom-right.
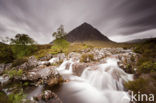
[
  {"x1": 23, "y1": 66, "x2": 63, "y2": 86},
  {"x1": 33, "y1": 90, "x2": 62, "y2": 103}
]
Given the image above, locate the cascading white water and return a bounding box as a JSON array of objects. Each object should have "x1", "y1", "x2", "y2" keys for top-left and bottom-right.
[{"x1": 55, "y1": 57, "x2": 132, "y2": 103}]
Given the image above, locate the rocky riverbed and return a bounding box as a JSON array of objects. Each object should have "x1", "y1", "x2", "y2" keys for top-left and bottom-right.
[{"x1": 0, "y1": 47, "x2": 139, "y2": 103}]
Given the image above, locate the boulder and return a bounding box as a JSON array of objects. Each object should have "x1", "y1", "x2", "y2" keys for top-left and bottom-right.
[
  {"x1": 19, "y1": 56, "x2": 38, "y2": 70},
  {"x1": 68, "y1": 52, "x2": 81, "y2": 61},
  {"x1": 0, "y1": 74, "x2": 11, "y2": 87},
  {"x1": 23, "y1": 66, "x2": 63, "y2": 86},
  {"x1": 72, "y1": 63, "x2": 95, "y2": 76},
  {"x1": 39, "y1": 54, "x2": 53, "y2": 61},
  {"x1": 0, "y1": 64, "x2": 5, "y2": 75},
  {"x1": 34, "y1": 90, "x2": 62, "y2": 103}
]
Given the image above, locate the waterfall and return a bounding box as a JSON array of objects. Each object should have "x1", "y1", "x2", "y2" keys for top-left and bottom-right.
[{"x1": 54, "y1": 57, "x2": 132, "y2": 103}]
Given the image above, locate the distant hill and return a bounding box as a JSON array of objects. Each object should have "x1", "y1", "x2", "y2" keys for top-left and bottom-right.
[
  {"x1": 65, "y1": 22, "x2": 112, "y2": 42},
  {"x1": 0, "y1": 42, "x2": 5, "y2": 45},
  {"x1": 126, "y1": 38, "x2": 156, "y2": 44}
]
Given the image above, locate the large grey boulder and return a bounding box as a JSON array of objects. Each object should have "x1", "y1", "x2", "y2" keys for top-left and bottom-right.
[{"x1": 23, "y1": 66, "x2": 63, "y2": 86}]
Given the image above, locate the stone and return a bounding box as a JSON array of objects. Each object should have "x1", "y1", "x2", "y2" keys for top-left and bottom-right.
[
  {"x1": 0, "y1": 74, "x2": 10, "y2": 87},
  {"x1": 68, "y1": 52, "x2": 81, "y2": 61},
  {"x1": 72, "y1": 63, "x2": 95, "y2": 76},
  {"x1": 39, "y1": 54, "x2": 53, "y2": 61},
  {"x1": 34, "y1": 90, "x2": 62, "y2": 103},
  {"x1": 23, "y1": 66, "x2": 62, "y2": 86},
  {"x1": 0, "y1": 64, "x2": 5, "y2": 75}
]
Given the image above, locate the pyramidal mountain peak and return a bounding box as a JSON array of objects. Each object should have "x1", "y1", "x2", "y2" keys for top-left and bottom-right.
[{"x1": 65, "y1": 22, "x2": 111, "y2": 42}]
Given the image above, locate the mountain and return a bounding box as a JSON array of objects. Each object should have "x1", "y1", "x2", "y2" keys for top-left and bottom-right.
[
  {"x1": 126, "y1": 38, "x2": 156, "y2": 43},
  {"x1": 65, "y1": 22, "x2": 111, "y2": 42},
  {"x1": 0, "y1": 42, "x2": 5, "y2": 45}
]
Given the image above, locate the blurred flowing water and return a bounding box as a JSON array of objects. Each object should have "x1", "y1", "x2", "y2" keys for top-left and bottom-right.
[{"x1": 54, "y1": 58, "x2": 133, "y2": 103}]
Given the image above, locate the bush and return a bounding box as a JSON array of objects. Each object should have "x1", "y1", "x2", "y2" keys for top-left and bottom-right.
[
  {"x1": 80, "y1": 54, "x2": 94, "y2": 63},
  {"x1": 125, "y1": 78, "x2": 146, "y2": 93},
  {"x1": 10, "y1": 34, "x2": 37, "y2": 59},
  {"x1": 125, "y1": 76, "x2": 156, "y2": 97},
  {"x1": 12, "y1": 58, "x2": 28, "y2": 67},
  {"x1": 51, "y1": 38, "x2": 70, "y2": 54},
  {"x1": 0, "y1": 44, "x2": 14, "y2": 63},
  {"x1": 11, "y1": 45, "x2": 37, "y2": 59},
  {"x1": 138, "y1": 61, "x2": 156, "y2": 73},
  {"x1": 8, "y1": 91, "x2": 26, "y2": 103}
]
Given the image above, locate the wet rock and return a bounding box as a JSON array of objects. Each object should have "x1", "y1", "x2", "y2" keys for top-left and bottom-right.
[
  {"x1": 18, "y1": 56, "x2": 38, "y2": 70},
  {"x1": 38, "y1": 61, "x2": 51, "y2": 66},
  {"x1": 23, "y1": 66, "x2": 62, "y2": 86},
  {"x1": 28, "y1": 56, "x2": 38, "y2": 67},
  {"x1": 0, "y1": 64, "x2": 5, "y2": 75},
  {"x1": 34, "y1": 90, "x2": 62, "y2": 103},
  {"x1": 72, "y1": 63, "x2": 95, "y2": 76},
  {"x1": 57, "y1": 53, "x2": 66, "y2": 60},
  {"x1": 0, "y1": 74, "x2": 11, "y2": 87},
  {"x1": 0, "y1": 63, "x2": 12, "y2": 75},
  {"x1": 68, "y1": 52, "x2": 81, "y2": 61},
  {"x1": 39, "y1": 54, "x2": 53, "y2": 61},
  {"x1": 49, "y1": 57, "x2": 60, "y2": 64}
]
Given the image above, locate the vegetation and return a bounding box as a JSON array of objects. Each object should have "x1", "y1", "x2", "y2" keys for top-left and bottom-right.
[
  {"x1": 8, "y1": 91, "x2": 26, "y2": 103},
  {"x1": 0, "y1": 44, "x2": 14, "y2": 63},
  {"x1": 11, "y1": 58, "x2": 28, "y2": 67},
  {"x1": 51, "y1": 25, "x2": 70, "y2": 54},
  {"x1": 10, "y1": 34, "x2": 37, "y2": 59},
  {"x1": 80, "y1": 53, "x2": 94, "y2": 63},
  {"x1": 5, "y1": 69, "x2": 23, "y2": 78},
  {"x1": 125, "y1": 38, "x2": 156, "y2": 102},
  {"x1": 51, "y1": 38, "x2": 70, "y2": 54},
  {"x1": 0, "y1": 34, "x2": 37, "y2": 63}
]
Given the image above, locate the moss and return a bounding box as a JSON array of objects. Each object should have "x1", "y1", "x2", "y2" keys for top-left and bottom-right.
[
  {"x1": 5, "y1": 69, "x2": 23, "y2": 78},
  {"x1": 80, "y1": 54, "x2": 94, "y2": 63},
  {"x1": 8, "y1": 91, "x2": 26, "y2": 103},
  {"x1": 23, "y1": 82, "x2": 30, "y2": 86}
]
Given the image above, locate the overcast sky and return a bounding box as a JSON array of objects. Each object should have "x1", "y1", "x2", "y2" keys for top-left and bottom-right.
[{"x1": 0, "y1": 0, "x2": 156, "y2": 44}]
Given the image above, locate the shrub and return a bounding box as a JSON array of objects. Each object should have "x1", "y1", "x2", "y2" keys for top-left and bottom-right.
[
  {"x1": 80, "y1": 54, "x2": 94, "y2": 63},
  {"x1": 12, "y1": 58, "x2": 28, "y2": 67},
  {"x1": 11, "y1": 45, "x2": 37, "y2": 59},
  {"x1": 51, "y1": 38, "x2": 70, "y2": 53},
  {"x1": 138, "y1": 61, "x2": 156, "y2": 73},
  {"x1": 8, "y1": 91, "x2": 26, "y2": 103},
  {"x1": 125, "y1": 78, "x2": 146, "y2": 93},
  {"x1": 10, "y1": 34, "x2": 37, "y2": 59},
  {"x1": 0, "y1": 44, "x2": 14, "y2": 63}
]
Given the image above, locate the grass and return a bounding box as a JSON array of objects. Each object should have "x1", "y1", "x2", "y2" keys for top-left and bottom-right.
[
  {"x1": 5, "y1": 69, "x2": 23, "y2": 78},
  {"x1": 124, "y1": 38, "x2": 156, "y2": 103},
  {"x1": 8, "y1": 91, "x2": 26, "y2": 103}
]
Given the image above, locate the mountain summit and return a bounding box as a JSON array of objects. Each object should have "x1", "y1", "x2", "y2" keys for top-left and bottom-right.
[{"x1": 65, "y1": 22, "x2": 111, "y2": 42}]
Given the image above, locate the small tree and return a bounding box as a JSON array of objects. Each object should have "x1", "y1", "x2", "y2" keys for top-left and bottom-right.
[
  {"x1": 52, "y1": 25, "x2": 66, "y2": 39},
  {"x1": 10, "y1": 34, "x2": 37, "y2": 58},
  {"x1": 52, "y1": 25, "x2": 69, "y2": 53}
]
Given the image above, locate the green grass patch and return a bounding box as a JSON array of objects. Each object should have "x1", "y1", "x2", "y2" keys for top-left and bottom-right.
[{"x1": 5, "y1": 69, "x2": 23, "y2": 78}]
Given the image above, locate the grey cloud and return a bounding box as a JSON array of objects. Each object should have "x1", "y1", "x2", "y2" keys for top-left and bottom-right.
[{"x1": 0, "y1": 0, "x2": 156, "y2": 43}]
